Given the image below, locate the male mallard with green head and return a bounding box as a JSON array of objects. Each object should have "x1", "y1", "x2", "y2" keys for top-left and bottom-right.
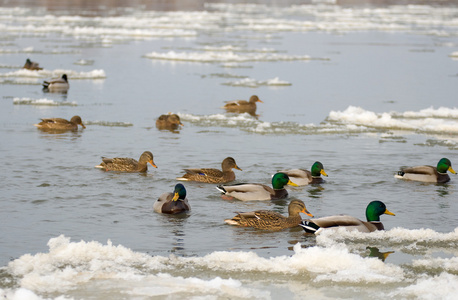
[
  {"x1": 279, "y1": 161, "x2": 328, "y2": 186},
  {"x1": 225, "y1": 200, "x2": 313, "y2": 230},
  {"x1": 300, "y1": 200, "x2": 395, "y2": 234},
  {"x1": 176, "y1": 157, "x2": 242, "y2": 183},
  {"x1": 394, "y1": 158, "x2": 456, "y2": 183},
  {"x1": 154, "y1": 184, "x2": 190, "y2": 214},
  {"x1": 42, "y1": 74, "x2": 69, "y2": 92},
  {"x1": 34, "y1": 115, "x2": 85, "y2": 131},
  {"x1": 216, "y1": 172, "x2": 298, "y2": 201},
  {"x1": 95, "y1": 151, "x2": 157, "y2": 172}
]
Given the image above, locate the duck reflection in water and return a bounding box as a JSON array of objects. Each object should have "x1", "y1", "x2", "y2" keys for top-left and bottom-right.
[{"x1": 366, "y1": 246, "x2": 394, "y2": 262}]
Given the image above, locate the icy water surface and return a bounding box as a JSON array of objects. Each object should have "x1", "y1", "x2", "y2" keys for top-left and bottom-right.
[{"x1": 1, "y1": 1, "x2": 458, "y2": 299}]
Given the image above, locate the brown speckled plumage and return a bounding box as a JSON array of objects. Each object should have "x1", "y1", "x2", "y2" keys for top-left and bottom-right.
[
  {"x1": 96, "y1": 151, "x2": 157, "y2": 172},
  {"x1": 225, "y1": 200, "x2": 313, "y2": 230},
  {"x1": 176, "y1": 157, "x2": 242, "y2": 183},
  {"x1": 34, "y1": 115, "x2": 85, "y2": 131},
  {"x1": 156, "y1": 113, "x2": 183, "y2": 131},
  {"x1": 222, "y1": 95, "x2": 263, "y2": 115}
]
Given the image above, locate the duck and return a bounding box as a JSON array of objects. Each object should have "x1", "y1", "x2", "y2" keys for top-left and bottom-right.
[
  {"x1": 95, "y1": 151, "x2": 157, "y2": 172},
  {"x1": 279, "y1": 161, "x2": 328, "y2": 186},
  {"x1": 153, "y1": 183, "x2": 190, "y2": 214},
  {"x1": 216, "y1": 172, "x2": 298, "y2": 201},
  {"x1": 222, "y1": 95, "x2": 263, "y2": 115},
  {"x1": 300, "y1": 200, "x2": 395, "y2": 234},
  {"x1": 42, "y1": 74, "x2": 69, "y2": 92},
  {"x1": 394, "y1": 158, "x2": 456, "y2": 183},
  {"x1": 156, "y1": 113, "x2": 183, "y2": 131},
  {"x1": 23, "y1": 58, "x2": 42, "y2": 70},
  {"x1": 224, "y1": 200, "x2": 313, "y2": 230},
  {"x1": 34, "y1": 115, "x2": 86, "y2": 131},
  {"x1": 176, "y1": 157, "x2": 242, "y2": 183}
]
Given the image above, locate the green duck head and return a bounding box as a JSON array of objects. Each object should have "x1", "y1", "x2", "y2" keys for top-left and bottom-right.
[
  {"x1": 311, "y1": 161, "x2": 328, "y2": 177},
  {"x1": 172, "y1": 183, "x2": 187, "y2": 201},
  {"x1": 272, "y1": 173, "x2": 298, "y2": 189},
  {"x1": 365, "y1": 201, "x2": 395, "y2": 222},
  {"x1": 437, "y1": 158, "x2": 456, "y2": 174}
]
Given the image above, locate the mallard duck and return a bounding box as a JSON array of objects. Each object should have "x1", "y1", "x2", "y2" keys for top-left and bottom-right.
[
  {"x1": 300, "y1": 200, "x2": 395, "y2": 234},
  {"x1": 156, "y1": 113, "x2": 183, "y2": 131},
  {"x1": 23, "y1": 58, "x2": 42, "y2": 70},
  {"x1": 176, "y1": 157, "x2": 242, "y2": 183},
  {"x1": 279, "y1": 161, "x2": 328, "y2": 186},
  {"x1": 95, "y1": 151, "x2": 157, "y2": 172},
  {"x1": 224, "y1": 199, "x2": 313, "y2": 230},
  {"x1": 42, "y1": 74, "x2": 69, "y2": 92},
  {"x1": 34, "y1": 115, "x2": 85, "y2": 131},
  {"x1": 216, "y1": 172, "x2": 298, "y2": 201},
  {"x1": 394, "y1": 158, "x2": 456, "y2": 183},
  {"x1": 222, "y1": 95, "x2": 263, "y2": 115},
  {"x1": 153, "y1": 183, "x2": 190, "y2": 214}
]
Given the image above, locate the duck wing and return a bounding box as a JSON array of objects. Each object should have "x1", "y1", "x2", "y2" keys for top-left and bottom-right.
[
  {"x1": 40, "y1": 118, "x2": 71, "y2": 124},
  {"x1": 217, "y1": 183, "x2": 273, "y2": 201},
  {"x1": 278, "y1": 169, "x2": 311, "y2": 186},
  {"x1": 184, "y1": 168, "x2": 223, "y2": 177},
  {"x1": 400, "y1": 165, "x2": 436, "y2": 175},
  {"x1": 301, "y1": 215, "x2": 373, "y2": 233},
  {"x1": 397, "y1": 165, "x2": 440, "y2": 182},
  {"x1": 223, "y1": 100, "x2": 249, "y2": 108},
  {"x1": 310, "y1": 215, "x2": 365, "y2": 228}
]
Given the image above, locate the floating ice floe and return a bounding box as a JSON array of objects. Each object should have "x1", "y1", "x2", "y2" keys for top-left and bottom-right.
[
  {"x1": 73, "y1": 59, "x2": 94, "y2": 66},
  {"x1": 327, "y1": 106, "x2": 458, "y2": 134},
  {"x1": 144, "y1": 50, "x2": 311, "y2": 63},
  {"x1": 13, "y1": 97, "x2": 77, "y2": 106},
  {"x1": 1, "y1": 3, "x2": 458, "y2": 43},
  {"x1": 3, "y1": 229, "x2": 458, "y2": 298},
  {"x1": 84, "y1": 121, "x2": 133, "y2": 127},
  {"x1": 178, "y1": 106, "x2": 458, "y2": 142},
  {"x1": 0, "y1": 69, "x2": 106, "y2": 79},
  {"x1": 222, "y1": 77, "x2": 292, "y2": 88}
]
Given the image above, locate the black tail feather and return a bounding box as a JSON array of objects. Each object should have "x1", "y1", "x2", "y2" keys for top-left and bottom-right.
[
  {"x1": 299, "y1": 220, "x2": 320, "y2": 233},
  {"x1": 215, "y1": 185, "x2": 226, "y2": 193}
]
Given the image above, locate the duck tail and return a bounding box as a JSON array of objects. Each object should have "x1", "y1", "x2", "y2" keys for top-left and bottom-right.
[
  {"x1": 394, "y1": 171, "x2": 405, "y2": 179},
  {"x1": 215, "y1": 185, "x2": 226, "y2": 194},
  {"x1": 299, "y1": 220, "x2": 320, "y2": 233}
]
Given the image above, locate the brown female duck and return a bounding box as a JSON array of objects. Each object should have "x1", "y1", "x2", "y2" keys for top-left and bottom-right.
[
  {"x1": 176, "y1": 157, "x2": 242, "y2": 183},
  {"x1": 34, "y1": 115, "x2": 85, "y2": 131},
  {"x1": 156, "y1": 113, "x2": 183, "y2": 131},
  {"x1": 95, "y1": 151, "x2": 157, "y2": 172},
  {"x1": 222, "y1": 95, "x2": 263, "y2": 115},
  {"x1": 225, "y1": 200, "x2": 313, "y2": 230},
  {"x1": 23, "y1": 58, "x2": 43, "y2": 70}
]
